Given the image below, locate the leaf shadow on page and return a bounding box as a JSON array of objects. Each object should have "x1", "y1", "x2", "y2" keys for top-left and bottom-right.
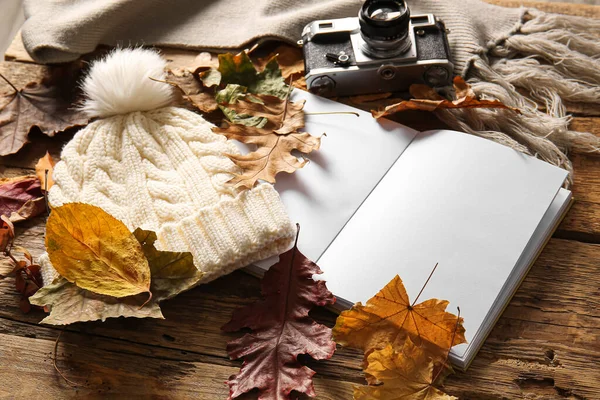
[
  {"x1": 302, "y1": 146, "x2": 330, "y2": 171},
  {"x1": 273, "y1": 167, "x2": 317, "y2": 203}
]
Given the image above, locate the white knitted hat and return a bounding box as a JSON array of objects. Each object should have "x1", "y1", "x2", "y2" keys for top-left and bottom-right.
[{"x1": 43, "y1": 48, "x2": 296, "y2": 284}]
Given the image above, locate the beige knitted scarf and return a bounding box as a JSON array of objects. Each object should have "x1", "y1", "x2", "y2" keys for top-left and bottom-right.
[{"x1": 21, "y1": 0, "x2": 600, "y2": 182}]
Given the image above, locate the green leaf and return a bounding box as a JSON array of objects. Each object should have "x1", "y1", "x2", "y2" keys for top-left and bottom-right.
[
  {"x1": 133, "y1": 228, "x2": 203, "y2": 301},
  {"x1": 215, "y1": 84, "x2": 248, "y2": 104},
  {"x1": 199, "y1": 69, "x2": 222, "y2": 88},
  {"x1": 218, "y1": 52, "x2": 287, "y2": 98},
  {"x1": 218, "y1": 52, "x2": 259, "y2": 88},
  {"x1": 217, "y1": 84, "x2": 268, "y2": 128},
  {"x1": 250, "y1": 57, "x2": 288, "y2": 99}
]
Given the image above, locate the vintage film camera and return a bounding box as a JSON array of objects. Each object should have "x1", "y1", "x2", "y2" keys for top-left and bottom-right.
[{"x1": 300, "y1": 0, "x2": 453, "y2": 97}]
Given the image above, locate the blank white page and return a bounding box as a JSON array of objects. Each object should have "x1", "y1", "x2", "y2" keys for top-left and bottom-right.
[
  {"x1": 255, "y1": 90, "x2": 418, "y2": 268},
  {"x1": 318, "y1": 129, "x2": 568, "y2": 358}
]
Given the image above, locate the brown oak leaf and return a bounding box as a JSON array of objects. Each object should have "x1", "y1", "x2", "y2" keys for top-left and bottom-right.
[
  {"x1": 222, "y1": 225, "x2": 336, "y2": 400},
  {"x1": 354, "y1": 339, "x2": 457, "y2": 400},
  {"x1": 332, "y1": 273, "x2": 466, "y2": 357},
  {"x1": 213, "y1": 93, "x2": 321, "y2": 189},
  {"x1": 371, "y1": 76, "x2": 520, "y2": 118},
  {"x1": 0, "y1": 72, "x2": 87, "y2": 156},
  {"x1": 163, "y1": 71, "x2": 219, "y2": 113}
]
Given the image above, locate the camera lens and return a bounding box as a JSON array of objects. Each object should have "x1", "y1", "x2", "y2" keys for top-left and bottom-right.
[
  {"x1": 359, "y1": 0, "x2": 411, "y2": 58},
  {"x1": 369, "y1": 5, "x2": 402, "y2": 21}
]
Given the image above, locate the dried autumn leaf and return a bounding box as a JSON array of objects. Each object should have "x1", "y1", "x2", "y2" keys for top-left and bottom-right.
[
  {"x1": 133, "y1": 228, "x2": 202, "y2": 301},
  {"x1": 190, "y1": 52, "x2": 220, "y2": 74},
  {"x1": 371, "y1": 76, "x2": 520, "y2": 118},
  {"x1": 213, "y1": 93, "x2": 320, "y2": 188},
  {"x1": 35, "y1": 151, "x2": 56, "y2": 192},
  {"x1": 254, "y1": 44, "x2": 305, "y2": 79},
  {"x1": 164, "y1": 71, "x2": 219, "y2": 113},
  {"x1": 354, "y1": 340, "x2": 457, "y2": 400},
  {"x1": 222, "y1": 226, "x2": 336, "y2": 400},
  {"x1": 11, "y1": 253, "x2": 44, "y2": 314},
  {"x1": 45, "y1": 203, "x2": 152, "y2": 302},
  {"x1": 0, "y1": 73, "x2": 87, "y2": 156},
  {"x1": 332, "y1": 274, "x2": 466, "y2": 357},
  {"x1": 219, "y1": 92, "x2": 305, "y2": 133},
  {"x1": 199, "y1": 69, "x2": 222, "y2": 88},
  {"x1": 218, "y1": 52, "x2": 288, "y2": 98},
  {"x1": 30, "y1": 227, "x2": 196, "y2": 325},
  {"x1": 0, "y1": 214, "x2": 14, "y2": 252},
  {"x1": 8, "y1": 197, "x2": 46, "y2": 224},
  {"x1": 215, "y1": 84, "x2": 249, "y2": 105},
  {"x1": 216, "y1": 85, "x2": 269, "y2": 128},
  {"x1": 0, "y1": 175, "x2": 45, "y2": 222},
  {"x1": 30, "y1": 277, "x2": 164, "y2": 325}
]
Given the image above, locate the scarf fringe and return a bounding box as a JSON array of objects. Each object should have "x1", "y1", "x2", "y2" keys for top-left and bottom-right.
[{"x1": 443, "y1": 8, "x2": 600, "y2": 185}]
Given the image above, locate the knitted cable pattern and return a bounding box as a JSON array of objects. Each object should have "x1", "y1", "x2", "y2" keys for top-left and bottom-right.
[{"x1": 48, "y1": 107, "x2": 296, "y2": 283}]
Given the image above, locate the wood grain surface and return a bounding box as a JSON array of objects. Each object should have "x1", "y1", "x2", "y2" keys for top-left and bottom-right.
[{"x1": 2, "y1": 1, "x2": 600, "y2": 399}]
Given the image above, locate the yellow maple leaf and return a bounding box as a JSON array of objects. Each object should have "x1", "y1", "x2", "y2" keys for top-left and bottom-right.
[
  {"x1": 354, "y1": 339, "x2": 457, "y2": 400},
  {"x1": 45, "y1": 203, "x2": 152, "y2": 304},
  {"x1": 332, "y1": 273, "x2": 466, "y2": 356}
]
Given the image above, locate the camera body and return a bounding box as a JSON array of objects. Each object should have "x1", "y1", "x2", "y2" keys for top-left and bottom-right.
[{"x1": 301, "y1": 9, "x2": 453, "y2": 97}]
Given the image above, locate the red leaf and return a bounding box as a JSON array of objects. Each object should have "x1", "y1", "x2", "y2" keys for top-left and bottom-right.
[
  {"x1": 222, "y1": 225, "x2": 336, "y2": 400},
  {"x1": 0, "y1": 176, "x2": 43, "y2": 216}
]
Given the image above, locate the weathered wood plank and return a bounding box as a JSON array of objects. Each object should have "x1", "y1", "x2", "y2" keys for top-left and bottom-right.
[
  {"x1": 4, "y1": 31, "x2": 32, "y2": 63},
  {"x1": 556, "y1": 200, "x2": 600, "y2": 243},
  {"x1": 0, "y1": 328, "x2": 356, "y2": 399}
]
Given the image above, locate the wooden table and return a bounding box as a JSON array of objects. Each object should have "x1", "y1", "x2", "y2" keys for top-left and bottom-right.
[{"x1": 1, "y1": 1, "x2": 599, "y2": 399}]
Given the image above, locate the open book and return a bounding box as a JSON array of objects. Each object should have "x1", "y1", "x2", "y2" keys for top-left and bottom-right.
[{"x1": 247, "y1": 90, "x2": 572, "y2": 370}]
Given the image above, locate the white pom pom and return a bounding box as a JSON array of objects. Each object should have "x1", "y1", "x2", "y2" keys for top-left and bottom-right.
[{"x1": 80, "y1": 48, "x2": 173, "y2": 118}]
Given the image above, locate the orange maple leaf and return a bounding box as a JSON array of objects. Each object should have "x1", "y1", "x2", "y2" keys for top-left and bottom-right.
[
  {"x1": 332, "y1": 267, "x2": 466, "y2": 356},
  {"x1": 354, "y1": 339, "x2": 457, "y2": 400}
]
